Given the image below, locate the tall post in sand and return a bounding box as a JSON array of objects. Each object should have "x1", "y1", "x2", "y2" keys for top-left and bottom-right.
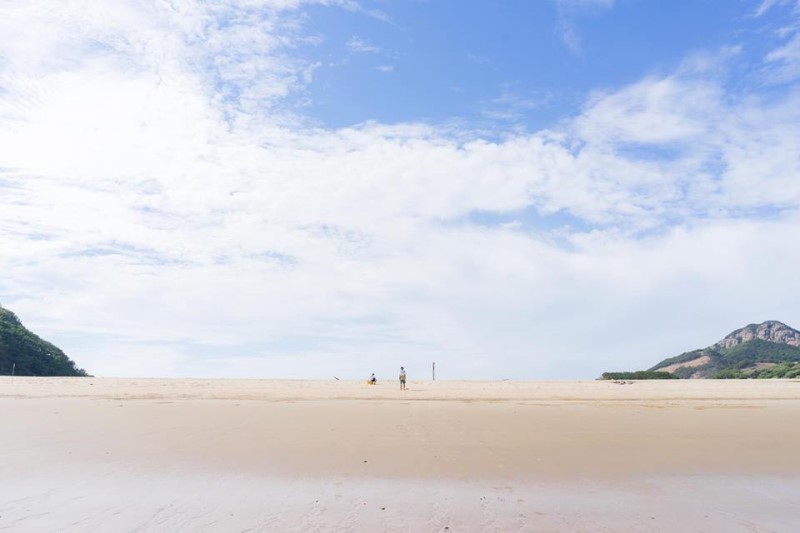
[
  {"x1": 11, "y1": 362, "x2": 15, "y2": 383},
  {"x1": 432, "y1": 361, "x2": 435, "y2": 381}
]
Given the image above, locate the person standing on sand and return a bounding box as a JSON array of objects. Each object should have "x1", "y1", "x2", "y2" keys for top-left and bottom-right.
[{"x1": 399, "y1": 366, "x2": 406, "y2": 390}]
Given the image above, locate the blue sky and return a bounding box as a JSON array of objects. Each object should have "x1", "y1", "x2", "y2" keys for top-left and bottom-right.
[
  {"x1": 1, "y1": 0, "x2": 799, "y2": 379},
  {"x1": 296, "y1": 1, "x2": 786, "y2": 129}
]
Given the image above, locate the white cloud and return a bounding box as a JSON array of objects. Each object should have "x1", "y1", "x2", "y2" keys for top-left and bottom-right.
[
  {"x1": 558, "y1": 20, "x2": 586, "y2": 57},
  {"x1": 765, "y1": 32, "x2": 800, "y2": 82},
  {"x1": 554, "y1": 0, "x2": 614, "y2": 56},
  {"x1": 754, "y1": 0, "x2": 797, "y2": 17},
  {"x1": 481, "y1": 87, "x2": 553, "y2": 122},
  {"x1": 755, "y1": 0, "x2": 800, "y2": 83},
  {"x1": 1, "y1": 0, "x2": 799, "y2": 379},
  {"x1": 346, "y1": 36, "x2": 380, "y2": 54}
]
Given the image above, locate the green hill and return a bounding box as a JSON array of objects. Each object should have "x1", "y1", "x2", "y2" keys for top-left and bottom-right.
[
  {"x1": 648, "y1": 340, "x2": 800, "y2": 379},
  {"x1": 605, "y1": 321, "x2": 800, "y2": 380},
  {"x1": 0, "y1": 305, "x2": 89, "y2": 376}
]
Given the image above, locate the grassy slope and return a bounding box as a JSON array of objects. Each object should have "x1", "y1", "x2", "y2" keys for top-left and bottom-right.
[{"x1": 648, "y1": 339, "x2": 800, "y2": 378}]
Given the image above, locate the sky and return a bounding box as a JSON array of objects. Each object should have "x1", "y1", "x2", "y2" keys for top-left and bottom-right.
[{"x1": 1, "y1": 0, "x2": 799, "y2": 380}]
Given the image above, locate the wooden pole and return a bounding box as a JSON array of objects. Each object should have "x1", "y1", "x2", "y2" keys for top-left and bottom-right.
[
  {"x1": 11, "y1": 362, "x2": 14, "y2": 383},
  {"x1": 432, "y1": 361, "x2": 435, "y2": 381}
]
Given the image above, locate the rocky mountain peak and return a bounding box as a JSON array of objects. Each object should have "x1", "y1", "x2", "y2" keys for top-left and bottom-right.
[{"x1": 714, "y1": 321, "x2": 800, "y2": 349}]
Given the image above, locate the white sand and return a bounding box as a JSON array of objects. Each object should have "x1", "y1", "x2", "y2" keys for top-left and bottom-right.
[{"x1": 1, "y1": 377, "x2": 799, "y2": 531}]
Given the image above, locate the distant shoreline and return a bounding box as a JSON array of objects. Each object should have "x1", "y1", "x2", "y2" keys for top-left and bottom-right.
[{"x1": 2, "y1": 375, "x2": 799, "y2": 402}]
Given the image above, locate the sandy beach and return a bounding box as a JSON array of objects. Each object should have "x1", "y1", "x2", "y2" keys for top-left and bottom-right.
[{"x1": 2, "y1": 378, "x2": 799, "y2": 531}]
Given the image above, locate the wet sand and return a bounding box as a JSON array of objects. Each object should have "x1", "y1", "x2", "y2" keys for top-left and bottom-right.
[{"x1": 1, "y1": 378, "x2": 799, "y2": 531}]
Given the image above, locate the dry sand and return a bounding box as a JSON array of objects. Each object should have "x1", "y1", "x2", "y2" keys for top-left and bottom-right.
[{"x1": 1, "y1": 377, "x2": 799, "y2": 531}]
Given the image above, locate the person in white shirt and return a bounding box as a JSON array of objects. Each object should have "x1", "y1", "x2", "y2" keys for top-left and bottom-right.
[{"x1": 399, "y1": 367, "x2": 406, "y2": 390}]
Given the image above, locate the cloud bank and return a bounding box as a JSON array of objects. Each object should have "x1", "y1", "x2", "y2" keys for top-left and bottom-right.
[{"x1": 1, "y1": 0, "x2": 799, "y2": 378}]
